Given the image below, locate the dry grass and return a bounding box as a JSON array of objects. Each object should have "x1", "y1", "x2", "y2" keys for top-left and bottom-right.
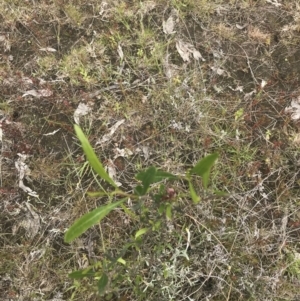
[{"x1": 1, "y1": 0, "x2": 300, "y2": 300}]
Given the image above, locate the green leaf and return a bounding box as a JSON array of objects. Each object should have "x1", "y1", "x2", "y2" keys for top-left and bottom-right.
[
  {"x1": 135, "y1": 166, "x2": 157, "y2": 195},
  {"x1": 189, "y1": 181, "x2": 200, "y2": 204},
  {"x1": 190, "y1": 153, "x2": 218, "y2": 189},
  {"x1": 202, "y1": 171, "x2": 210, "y2": 190},
  {"x1": 235, "y1": 108, "x2": 244, "y2": 121},
  {"x1": 165, "y1": 203, "x2": 172, "y2": 220},
  {"x1": 158, "y1": 203, "x2": 165, "y2": 215},
  {"x1": 190, "y1": 153, "x2": 219, "y2": 177},
  {"x1": 117, "y1": 257, "x2": 126, "y2": 265},
  {"x1": 120, "y1": 203, "x2": 138, "y2": 221},
  {"x1": 64, "y1": 199, "x2": 125, "y2": 243},
  {"x1": 87, "y1": 191, "x2": 106, "y2": 197},
  {"x1": 97, "y1": 273, "x2": 108, "y2": 295},
  {"x1": 134, "y1": 185, "x2": 144, "y2": 196},
  {"x1": 154, "y1": 170, "x2": 178, "y2": 181},
  {"x1": 74, "y1": 125, "x2": 117, "y2": 188},
  {"x1": 68, "y1": 267, "x2": 95, "y2": 279},
  {"x1": 213, "y1": 190, "x2": 229, "y2": 197},
  {"x1": 87, "y1": 190, "x2": 125, "y2": 197},
  {"x1": 135, "y1": 167, "x2": 177, "y2": 196},
  {"x1": 135, "y1": 228, "x2": 149, "y2": 239},
  {"x1": 151, "y1": 220, "x2": 161, "y2": 231}
]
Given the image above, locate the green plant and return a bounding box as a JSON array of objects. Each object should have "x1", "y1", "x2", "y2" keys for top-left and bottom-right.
[
  {"x1": 286, "y1": 250, "x2": 300, "y2": 280},
  {"x1": 64, "y1": 125, "x2": 219, "y2": 295}
]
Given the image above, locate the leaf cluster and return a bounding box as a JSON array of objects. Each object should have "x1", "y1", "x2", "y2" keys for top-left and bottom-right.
[{"x1": 64, "y1": 125, "x2": 219, "y2": 294}]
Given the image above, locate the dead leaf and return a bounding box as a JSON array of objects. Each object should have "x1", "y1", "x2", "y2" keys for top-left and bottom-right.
[
  {"x1": 40, "y1": 47, "x2": 57, "y2": 52},
  {"x1": 244, "y1": 90, "x2": 257, "y2": 101},
  {"x1": 22, "y1": 89, "x2": 53, "y2": 98},
  {"x1": 176, "y1": 40, "x2": 190, "y2": 62},
  {"x1": 15, "y1": 153, "x2": 39, "y2": 198},
  {"x1": 261, "y1": 79, "x2": 267, "y2": 89},
  {"x1": 293, "y1": 133, "x2": 300, "y2": 145},
  {"x1": 192, "y1": 49, "x2": 205, "y2": 61},
  {"x1": 0, "y1": 34, "x2": 11, "y2": 51},
  {"x1": 236, "y1": 24, "x2": 247, "y2": 30},
  {"x1": 210, "y1": 66, "x2": 226, "y2": 76},
  {"x1": 117, "y1": 43, "x2": 124, "y2": 60},
  {"x1": 266, "y1": 0, "x2": 282, "y2": 7},
  {"x1": 285, "y1": 97, "x2": 300, "y2": 120},
  {"x1": 73, "y1": 102, "x2": 93, "y2": 125},
  {"x1": 139, "y1": 1, "x2": 156, "y2": 15},
  {"x1": 163, "y1": 16, "x2": 175, "y2": 34},
  {"x1": 22, "y1": 77, "x2": 34, "y2": 86},
  {"x1": 175, "y1": 39, "x2": 205, "y2": 62},
  {"x1": 142, "y1": 146, "x2": 150, "y2": 160},
  {"x1": 228, "y1": 85, "x2": 243, "y2": 92},
  {"x1": 22, "y1": 90, "x2": 40, "y2": 98},
  {"x1": 40, "y1": 89, "x2": 53, "y2": 97},
  {"x1": 113, "y1": 147, "x2": 133, "y2": 159},
  {"x1": 29, "y1": 248, "x2": 46, "y2": 261},
  {"x1": 17, "y1": 202, "x2": 40, "y2": 238},
  {"x1": 43, "y1": 129, "x2": 61, "y2": 136},
  {"x1": 99, "y1": 1, "x2": 108, "y2": 16},
  {"x1": 106, "y1": 159, "x2": 122, "y2": 187},
  {"x1": 163, "y1": 54, "x2": 178, "y2": 79},
  {"x1": 96, "y1": 119, "x2": 125, "y2": 145}
]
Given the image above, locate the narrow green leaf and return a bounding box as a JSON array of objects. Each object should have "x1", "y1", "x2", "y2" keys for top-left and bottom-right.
[
  {"x1": 213, "y1": 190, "x2": 229, "y2": 197},
  {"x1": 68, "y1": 267, "x2": 95, "y2": 279},
  {"x1": 117, "y1": 257, "x2": 126, "y2": 265},
  {"x1": 88, "y1": 190, "x2": 125, "y2": 197},
  {"x1": 154, "y1": 170, "x2": 178, "y2": 181},
  {"x1": 64, "y1": 199, "x2": 125, "y2": 243},
  {"x1": 165, "y1": 203, "x2": 172, "y2": 220},
  {"x1": 136, "y1": 169, "x2": 177, "y2": 182},
  {"x1": 120, "y1": 203, "x2": 138, "y2": 221},
  {"x1": 135, "y1": 228, "x2": 149, "y2": 239},
  {"x1": 97, "y1": 273, "x2": 109, "y2": 294},
  {"x1": 87, "y1": 191, "x2": 106, "y2": 197},
  {"x1": 189, "y1": 181, "x2": 200, "y2": 204},
  {"x1": 190, "y1": 153, "x2": 218, "y2": 189},
  {"x1": 74, "y1": 125, "x2": 117, "y2": 188}
]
